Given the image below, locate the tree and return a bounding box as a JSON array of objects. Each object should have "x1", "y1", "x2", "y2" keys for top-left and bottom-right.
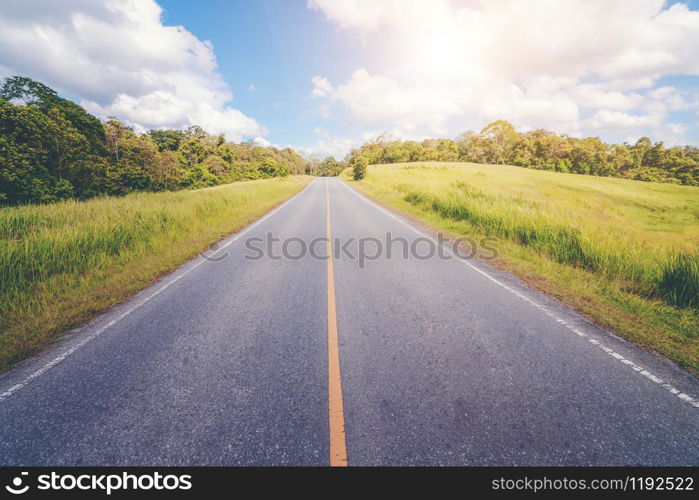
[
  {"x1": 104, "y1": 119, "x2": 131, "y2": 162},
  {"x1": 630, "y1": 137, "x2": 652, "y2": 168},
  {"x1": 457, "y1": 130, "x2": 490, "y2": 163},
  {"x1": 0, "y1": 97, "x2": 55, "y2": 203},
  {"x1": 203, "y1": 155, "x2": 229, "y2": 177},
  {"x1": 258, "y1": 158, "x2": 290, "y2": 178},
  {"x1": 103, "y1": 128, "x2": 159, "y2": 195},
  {"x1": 1, "y1": 76, "x2": 105, "y2": 156},
  {"x1": 50, "y1": 97, "x2": 106, "y2": 157},
  {"x1": 609, "y1": 144, "x2": 634, "y2": 177},
  {"x1": 148, "y1": 129, "x2": 185, "y2": 152},
  {"x1": 149, "y1": 150, "x2": 182, "y2": 191},
  {"x1": 480, "y1": 120, "x2": 518, "y2": 164},
  {"x1": 184, "y1": 125, "x2": 207, "y2": 140},
  {"x1": 350, "y1": 154, "x2": 368, "y2": 180},
  {"x1": 0, "y1": 76, "x2": 58, "y2": 106},
  {"x1": 318, "y1": 156, "x2": 342, "y2": 176},
  {"x1": 177, "y1": 136, "x2": 209, "y2": 170},
  {"x1": 46, "y1": 109, "x2": 81, "y2": 177},
  {"x1": 569, "y1": 137, "x2": 610, "y2": 175}
]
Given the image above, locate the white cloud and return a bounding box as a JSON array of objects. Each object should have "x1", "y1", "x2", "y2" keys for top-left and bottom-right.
[
  {"x1": 314, "y1": 68, "x2": 457, "y2": 138},
  {"x1": 252, "y1": 136, "x2": 273, "y2": 147},
  {"x1": 308, "y1": 0, "x2": 412, "y2": 32},
  {"x1": 585, "y1": 110, "x2": 661, "y2": 130},
  {"x1": 298, "y1": 127, "x2": 357, "y2": 159},
  {"x1": 311, "y1": 76, "x2": 334, "y2": 97},
  {"x1": 309, "y1": 0, "x2": 699, "y2": 144},
  {"x1": 0, "y1": 0, "x2": 266, "y2": 142}
]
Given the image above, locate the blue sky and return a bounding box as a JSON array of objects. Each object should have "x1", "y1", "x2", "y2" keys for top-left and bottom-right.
[
  {"x1": 163, "y1": 0, "x2": 699, "y2": 154},
  {"x1": 159, "y1": 0, "x2": 355, "y2": 151},
  {"x1": 0, "y1": 0, "x2": 697, "y2": 158}
]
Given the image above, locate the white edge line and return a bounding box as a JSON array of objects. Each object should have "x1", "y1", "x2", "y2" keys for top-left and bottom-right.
[
  {"x1": 0, "y1": 178, "x2": 318, "y2": 402},
  {"x1": 338, "y1": 179, "x2": 699, "y2": 409}
]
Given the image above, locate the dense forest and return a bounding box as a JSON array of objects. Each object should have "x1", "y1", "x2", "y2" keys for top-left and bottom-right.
[
  {"x1": 348, "y1": 120, "x2": 699, "y2": 186},
  {"x1": 0, "y1": 77, "x2": 309, "y2": 205}
]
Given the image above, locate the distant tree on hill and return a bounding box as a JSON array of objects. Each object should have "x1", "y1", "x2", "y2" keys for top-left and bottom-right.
[
  {"x1": 317, "y1": 156, "x2": 343, "y2": 176},
  {"x1": 348, "y1": 120, "x2": 698, "y2": 186}
]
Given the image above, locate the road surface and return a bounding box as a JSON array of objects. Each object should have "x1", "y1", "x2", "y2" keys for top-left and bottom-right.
[{"x1": 0, "y1": 177, "x2": 697, "y2": 465}]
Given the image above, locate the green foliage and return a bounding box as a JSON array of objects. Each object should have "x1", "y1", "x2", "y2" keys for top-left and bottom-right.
[
  {"x1": 147, "y1": 129, "x2": 184, "y2": 152},
  {"x1": 1, "y1": 76, "x2": 106, "y2": 157},
  {"x1": 0, "y1": 76, "x2": 311, "y2": 206},
  {"x1": 258, "y1": 158, "x2": 290, "y2": 178},
  {"x1": 350, "y1": 154, "x2": 368, "y2": 180},
  {"x1": 0, "y1": 97, "x2": 68, "y2": 203},
  {"x1": 350, "y1": 121, "x2": 699, "y2": 186},
  {"x1": 316, "y1": 156, "x2": 343, "y2": 176},
  {"x1": 1, "y1": 76, "x2": 58, "y2": 106}
]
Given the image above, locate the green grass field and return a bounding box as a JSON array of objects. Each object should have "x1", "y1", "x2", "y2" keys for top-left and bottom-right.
[
  {"x1": 0, "y1": 176, "x2": 311, "y2": 371},
  {"x1": 344, "y1": 162, "x2": 699, "y2": 373}
]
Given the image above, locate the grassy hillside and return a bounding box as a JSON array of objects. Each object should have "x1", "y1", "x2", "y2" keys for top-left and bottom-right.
[
  {"x1": 345, "y1": 162, "x2": 699, "y2": 373},
  {"x1": 0, "y1": 175, "x2": 311, "y2": 371}
]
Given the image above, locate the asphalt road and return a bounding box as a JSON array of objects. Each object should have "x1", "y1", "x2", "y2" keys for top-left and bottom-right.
[{"x1": 0, "y1": 177, "x2": 697, "y2": 465}]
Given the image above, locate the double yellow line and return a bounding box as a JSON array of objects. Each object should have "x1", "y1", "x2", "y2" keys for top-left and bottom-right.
[{"x1": 326, "y1": 181, "x2": 348, "y2": 466}]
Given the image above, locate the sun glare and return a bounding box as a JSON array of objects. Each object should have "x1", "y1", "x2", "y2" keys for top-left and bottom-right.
[{"x1": 416, "y1": 35, "x2": 458, "y2": 76}]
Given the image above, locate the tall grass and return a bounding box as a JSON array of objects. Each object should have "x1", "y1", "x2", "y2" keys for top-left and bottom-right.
[
  {"x1": 404, "y1": 184, "x2": 697, "y2": 308},
  {"x1": 0, "y1": 176, "x2": 311, "y2": 369},
  {"x1": 661, "y1": 254, "x2": 699, "y2": 308}
]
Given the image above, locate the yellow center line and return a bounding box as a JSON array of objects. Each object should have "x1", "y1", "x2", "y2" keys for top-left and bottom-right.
[{"x1": 326, "y1": 180, "x2": 348, "y2": 467}]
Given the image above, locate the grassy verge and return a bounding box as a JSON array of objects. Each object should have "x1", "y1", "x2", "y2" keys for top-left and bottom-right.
[
  {"x1": 344, "y1": 163, "x2": 698, "y2": 374},
  {"x1": 0, "y1": 176, "x2": 312, "y2": 371}
]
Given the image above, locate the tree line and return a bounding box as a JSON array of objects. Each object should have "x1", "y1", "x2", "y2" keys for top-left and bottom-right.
[
  {"x1": 347, "y1": 120, "x2": 699, "y2": 186},
  {"x1": 0, "y1": 76, "x2": 310, "y2": 205},
  {"x1": 2, "y1": 75, "x2": 697, "y2": 206}
]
